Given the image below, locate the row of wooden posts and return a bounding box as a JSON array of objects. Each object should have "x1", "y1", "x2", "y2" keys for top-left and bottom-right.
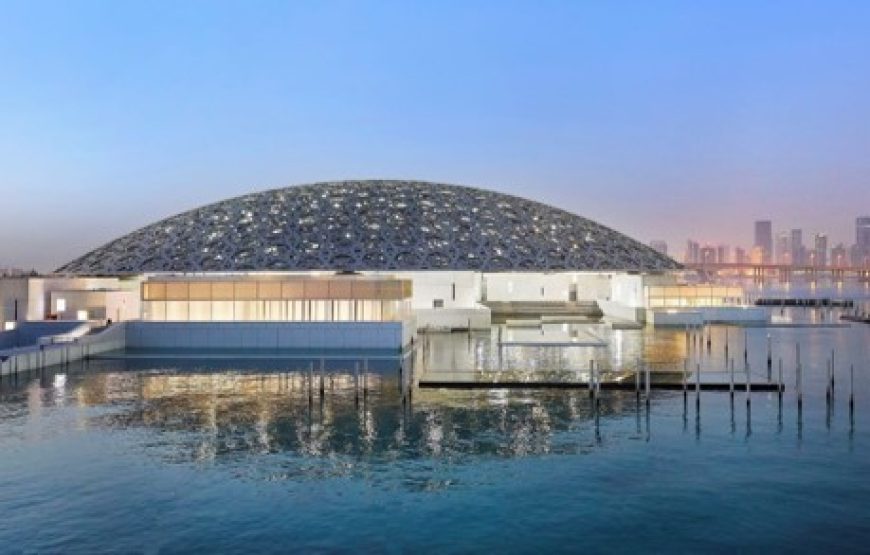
[{"x1": 682, "y1": 324, "x2": 855, "y2": 417}]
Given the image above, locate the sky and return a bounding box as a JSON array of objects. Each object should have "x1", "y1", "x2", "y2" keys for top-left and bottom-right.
[{"x1": 1, "y1": 0, "x2": 869, "y2": 270}]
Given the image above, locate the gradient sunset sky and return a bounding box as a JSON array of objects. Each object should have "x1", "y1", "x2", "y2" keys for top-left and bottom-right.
[{"x1": 2, "y1": 1, "x2": 869, "y2": 270}]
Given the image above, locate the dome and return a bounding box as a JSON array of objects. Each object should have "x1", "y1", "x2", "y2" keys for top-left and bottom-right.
[{"x1": 57, "y1": 180, "x2": 680, "y2": 274}]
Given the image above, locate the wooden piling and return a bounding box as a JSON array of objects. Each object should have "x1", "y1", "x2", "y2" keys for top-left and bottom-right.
[
  {"x1": 849, "y1": 364, "x2": 854, "y2": 415},
  {"x1": 363, "y1": 359, "x2": 369, "y2": 399},
  {"x1": 635, "y1": 360, "x2": 640, "y2": 400},
  {"x1": 745, "y1": 362, "x2": 751, "y2": 405},
  {"x1": 354, "y1": 362, "x2": 360, "y2": 404},
  {"x1": 645, "y1": 363, "x2": 651, "y2": 407},
  {"x1": 682, "y1": 359, "x2": 688, "y2": 400},
  {"x1": 319, "y1": 358, "x2": 325, "y2": 398},
  {"x1": 826, "y1": 360, "x2": 832, "y2": 405},
  {"x1": 595, "y1": 364, "x2": 601, "y2": 409},
  {"x1": 729, "y1": 358, "x2": 735, "y2": 398},
  {"x1": 777, "y1": 359, "x2": 785, "y2": 401},
  {"x1": 797, "y1": 363, "x2": 803, "y2": 409},
  {"x1": 588, "y1": 359, "x2": 594, "y2": 398},
  {"x1": 308, "y1": 362, "x2": 314, "y2": 404}
]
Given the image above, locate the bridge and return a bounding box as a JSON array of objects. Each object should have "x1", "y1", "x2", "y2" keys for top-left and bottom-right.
[{"x1": 684, "y1": 262, "x2": 870, "y2": 280}]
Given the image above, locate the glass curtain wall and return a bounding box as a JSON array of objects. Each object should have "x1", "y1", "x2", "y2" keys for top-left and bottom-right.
[{"x1": 141, "y1": 278, "x2": 411, "y2": 322}]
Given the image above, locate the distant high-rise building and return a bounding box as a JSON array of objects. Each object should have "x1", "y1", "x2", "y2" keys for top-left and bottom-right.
[
  {"x1": 650, "y1": 240, "x2": 668, "y2": 256},
  {"x1": 812, "y1": 233, "x2": 828, "y2": 267},
  {"x1": 734, "y1": 247, "x2": 747, "y2": 264},
  {"x1": 831, "y1": 243, "x2": 848, "y2": 267},
  {"x1": 716, "y1": 245, "x2": 729, "y2": 264},
  {"x1": 685, "y1": 240, "x2": 700, "y2": 264},
  {"x1": 700, "y1": 245, "x2": 717, "y2": 265},
  {"x1": 855, "y1": 217, "x2": 870, "y2": 267},
  {"x1": 754, "y1": 220, "x2": 773, "y2": 264},
  {"x1": 749, "y1": 246, "x2": 765, "y2": 264},
  {"x1": 775, "y1": 232, "x2": 790, "y2": 264},
  {"x1": 790, "y1": 229, "x2": 804, "y2": 266}
]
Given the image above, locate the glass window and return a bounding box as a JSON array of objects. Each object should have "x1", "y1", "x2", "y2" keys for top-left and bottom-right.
[
  {"x1": 189, "y1": 301, "x2": 212, "y2": 321},
  {"x1": 212, "y1": 301, "x2": 234, "y2": 320},
  {"x1": 165, "y1": 301, "x2": 189, "y2": 320}
]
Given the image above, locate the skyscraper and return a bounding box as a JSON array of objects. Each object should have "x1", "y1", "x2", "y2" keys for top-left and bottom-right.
[
  {"x1": 855, "y1": 217, "x2": 870, "y2": 266},
  {"x1": 790, "y1": 229, "x2": 803, "y2": 266},
  {"x1": 754, "y1": 220, "x2": 773, "y2": 263},
  {"x1": 775, "y1": 232, "x2": 790, "y2": 264},
  {"x1": 858, "y1": 217, "x2": 870, "y2": 249},
  {"x1": 812, "y1": 233, "x2": 828, "y2": 267},
  {"x1": 832, "y1": 243, "x2": 848, "y2": 267},
  {"x1": 685, "y1": 240, "x2": 700, "y2": 264},
  {"x1": 650, "y1": 240, "x2": 668, "y2": 256},
  {"x1": 700, "y1": 245, "x2": 717, "y2": 264}
]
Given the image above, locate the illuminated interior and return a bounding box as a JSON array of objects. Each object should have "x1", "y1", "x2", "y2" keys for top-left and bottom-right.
[
  {"x1": 141, "y1": 277, "x2": 413, "y2": 322},
  {"x1": 645, "y1": 285, "x2": 744, "y2": 308}
]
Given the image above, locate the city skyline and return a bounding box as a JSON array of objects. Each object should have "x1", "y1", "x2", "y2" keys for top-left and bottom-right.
[
  {"x1": 679, "y1": 215, "x2": 870, "y2": 266},
  {"x1": 2, "y1": 1, "x2": 870, "y2": 271}
]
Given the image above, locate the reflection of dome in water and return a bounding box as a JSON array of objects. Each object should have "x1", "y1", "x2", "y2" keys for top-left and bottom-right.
[{"x1": 58, "y1": 180, "x2": 680, "y2": 274}]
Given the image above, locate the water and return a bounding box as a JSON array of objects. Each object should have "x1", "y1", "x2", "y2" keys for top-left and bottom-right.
[{"x1": 1, "y1": 309, "x2": 869, "y2": 553}]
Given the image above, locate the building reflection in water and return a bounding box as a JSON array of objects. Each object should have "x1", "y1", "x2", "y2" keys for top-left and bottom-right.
[
  {"x1": 3, "y1": 359, "x2": 658, "y2": 474},
  {"x1": 0, "y1": 326, "x2": 698, "y2": 482}
]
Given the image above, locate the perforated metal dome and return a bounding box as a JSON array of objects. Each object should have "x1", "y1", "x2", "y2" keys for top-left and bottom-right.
[{"x1": 57, "y1": 180, "x2": 680, "y2": 274}]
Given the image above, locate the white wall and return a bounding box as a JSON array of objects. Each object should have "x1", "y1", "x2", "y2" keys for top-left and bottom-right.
[
  {"x1": 574, "y1": 273, "x2": 613, "y2": 301},
  {"x1": 610, "y1": 274, "x2": 645, "y2": 307},
  {"x1": 378, "y1": 271, "x2": 480, "y2": 309},
  {"x1": 414, "y1": 307, "x2": 491, "y2": 330},
  {"x1": 483, "y1": 272, "x2": 613, "y2": 303},
  {"x1": 484, "y1": 272, "x2": 571, "y2": 302}
]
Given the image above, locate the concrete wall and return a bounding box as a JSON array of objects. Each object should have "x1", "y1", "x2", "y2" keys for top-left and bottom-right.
[
  {"x1": 610, "y1": 274, "x2": 645, "y2": 307},
  {"x1": 381, "y1": 271, "x2": 480, "y2": 310},
  {"x1": 648, "y1": 307, "x2": 768, "y2": 327},
  {"x1": 483, "y1": 272, "x2": 613, "y2": 303},
  {"x1": 125, "y1": 321, "x2": 410, "y2": 350},
  {"x1": 484, "y1": 272, "x2": 571, "y2": 302},
  {"x1": 648, "y1": 310, "x2": 704, "y2": 327},
  {"x1": 414, "y1": 307, "x2": 491, "y2": 331},
  {"x1": 0, "y1": 319, "x2": 413, "y2": 376},
  {"x1": 0, "y1": 323, "x2": 126, "y2": 376},
  {"x1": 0, "y1": 321, "x2": 89, "y2": 349},
  {"x1": 597, "y1": 300, "x2": 646, "y2": 323}
]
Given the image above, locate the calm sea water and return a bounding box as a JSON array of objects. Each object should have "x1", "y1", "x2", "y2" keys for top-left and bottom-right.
[{"x1": 1, "y1": 305, "x2": 869, "y2": 553}]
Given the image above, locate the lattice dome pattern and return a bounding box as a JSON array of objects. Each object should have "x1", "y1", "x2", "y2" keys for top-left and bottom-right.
[{"x1": 57, "y1": 180, "x2": 680, "y2": 274}]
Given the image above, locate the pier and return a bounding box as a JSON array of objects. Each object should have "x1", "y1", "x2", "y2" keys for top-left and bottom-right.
[{"x1": 418, "y1": 378, "x2": 781, "y2": 391}]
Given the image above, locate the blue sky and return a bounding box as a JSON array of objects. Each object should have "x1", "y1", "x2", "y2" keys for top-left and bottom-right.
[{"x1": 1, "y1": 1, "x2": 869, "y2": 269}]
